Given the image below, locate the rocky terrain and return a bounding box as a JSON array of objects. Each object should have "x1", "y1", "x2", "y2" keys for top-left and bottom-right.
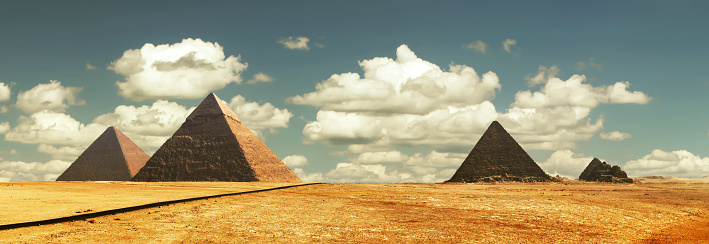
[{"x1": 1, "y1": 181, "x2": 707, "y2": 243}]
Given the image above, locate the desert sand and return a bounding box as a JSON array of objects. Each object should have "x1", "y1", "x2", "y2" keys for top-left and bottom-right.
[{"x1": 1, "y1": 181, "x2": 707, "y2": 243}]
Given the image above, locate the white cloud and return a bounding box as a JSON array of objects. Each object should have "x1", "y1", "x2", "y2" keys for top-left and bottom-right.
[
  {"x1": 36, "y1": 144, "x2": 84, "y2": 161},
  {"x1": 302, "y1": 102, "x2": 498, "y2": 151},
  {"x1": 0, "y1": 82, "x2": 10, "y2": 101},
  {"x1": 15, "y1": 80, "x2": 85, "y2": 114},
  {"x1": 94, "y1": 100, "x2": 193, "y2": 137},
  {"x1": 525, "y1": 65, "x2": 560, "y2": 87},
  {"x1": 502, "y1": 38, "x2": 517, "y2": 53},
  {"x1": 462, "y1": 40, "x2": 487, "y2": 54},
  {"x1": 277, "y1": 36, "x2": 310, "y2": 50},
  {"x1": 576, "y1": 58, "x2": 602, "y2": 71},
  {"x1": 0, "y1": 159, "x2": 71, "y2": 182},
  {"x1": 538, "y1": 150, "x2": 595, "y2": 179},
  {"x1": 624, "y1": 149, "x2": 709, "y2": 178},
  {"x1": 86, "y1": 62, "x2": 96, "y2": 70},
  {"x1": 353, "y1": 151, "x2": 409, "y2": 164},
  {"x1": 292, "y1": 168, "x2": 324, "y2": 182},
  {"x1": 600, "y1": 131, "x2": 633, "y2": 141},
  {"x1": 247, "y1": 72, "x2": 275, "y2": 84},
  {"x1": 289, "y1": 45, "x2": 500, "y2": 115},
  {"x1": 513, "y1": 75, "x2": 651, "y2": 108},
  {"x1": 0, "y1": 121, "x2": 10, "y2": 134},
  {"x1": 282, "y1": 155, "x2": 309, "y2": 168},
  {"x1": 4, "y1": 111, "x2": 105, "y2": 147},
  {"x1": 227, "y1": 95, "x2": 293, "y2": 131},
  {"x1": 0, "y1": 106, "x2": 7, "y2": 113},
  {"x1": 109, "y1": 38, "x2": 247, "y2": 101}
]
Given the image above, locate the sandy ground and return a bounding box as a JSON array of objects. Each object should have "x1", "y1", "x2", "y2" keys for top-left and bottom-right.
[
  {"x1": 0, "y1": 181, "x2": 301, "y2": 225},
  {"x1": 0, "y1": 181, "x2": 707, "y2": 243}
]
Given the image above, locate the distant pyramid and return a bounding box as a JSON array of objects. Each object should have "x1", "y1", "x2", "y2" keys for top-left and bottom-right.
[
  {"x1": 579, "y1": 158, "x2": 633, "y2": 183},
  {"x1": 446, "y1": 121, "x2": 553, "y2": 183},
  {"x1": 132, "y1": 93, "x2": 300, "y2": 182},
  {"x1": 56, "y1": 126, "x2": 149, "y2": 181}
]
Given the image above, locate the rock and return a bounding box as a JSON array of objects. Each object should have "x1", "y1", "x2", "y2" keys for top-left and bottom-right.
[
  {"x1": 446, "y1": 121, "x2": 555, "y2": 183},
  {"x1": 578, "y1": 158, "x2": 633, "y2": 183},
  {"x1": 132, "y1": 93, "x2": 300, "y2": 182},
  {"x1": 57, "y1": 127, "x2": 149, "y2": 181}
]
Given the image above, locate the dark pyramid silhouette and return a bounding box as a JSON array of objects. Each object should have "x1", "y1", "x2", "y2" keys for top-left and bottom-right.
[
  {"x1": 446, "y1": 121, "x2": 553, "y2": 183},
  {"x1": 56, "y1": 126, "x2": 149, "y2": 181},
  {"x1": 579, "y1": 158, "x2": 633, "y2": 183},
  {"x1": 132, "y1": 93, "x2": 300, "y2": 182}
]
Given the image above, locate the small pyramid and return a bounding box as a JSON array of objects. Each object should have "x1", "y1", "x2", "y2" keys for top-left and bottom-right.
[
  {"x1": 446, "y1": 121, "x2": 553, "y2": 183},
  {"x1": 132, "y1": 93, "x2": 301, "y2": 182},
  {"x1": 579, "y1": 158, "x2": 633, "y2": 183},
  {"x1": 56, "y1": 127, "x2": 149, "y2": 181}
]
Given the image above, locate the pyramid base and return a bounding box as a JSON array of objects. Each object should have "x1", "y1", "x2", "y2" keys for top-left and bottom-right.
[{"x1": 446, "y1": 174, "x2": 559, "y2": 183}]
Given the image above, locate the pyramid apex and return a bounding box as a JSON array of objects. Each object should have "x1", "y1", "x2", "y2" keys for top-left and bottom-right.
[{"x1": 186, "y1": 93, "x2": 240, "y2": 122}]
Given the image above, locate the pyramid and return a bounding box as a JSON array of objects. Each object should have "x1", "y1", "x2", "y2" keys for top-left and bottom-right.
[
  {"x1": 446, "y1": 121, "x2": 553, "y2": 183},
  {"x1": 56, "y1": 126, "x2": 149, "y2": 181},
  {"x1": 579, "y1": 158, "x2": 633, "y2": 183},
  {"x1": 132, "y1": 93, "x2": 301, "y2": 182}
]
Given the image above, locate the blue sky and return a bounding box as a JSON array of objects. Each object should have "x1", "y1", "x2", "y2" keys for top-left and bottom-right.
[{"x1": 1, "y1": 1, "x2": 708, "y2": 182}]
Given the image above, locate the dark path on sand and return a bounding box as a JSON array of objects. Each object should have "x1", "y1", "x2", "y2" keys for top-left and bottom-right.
[{"x1": 0, "y1": 183, "x2": 322, "y2": 231}]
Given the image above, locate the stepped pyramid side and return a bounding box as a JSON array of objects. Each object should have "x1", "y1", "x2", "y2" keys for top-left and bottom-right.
[
  {"x1": 579, "y1": 158, "x2": 633, "y2": 183},
  {"x1": 132, "y1": 93, "x2": 300, "y2": 182},
  {"x1": 446, "y1": 121, "x2": 553, "y2": 183},
  {"x1": 56, "y1": 127, "x2": 150, "y2": 181}
]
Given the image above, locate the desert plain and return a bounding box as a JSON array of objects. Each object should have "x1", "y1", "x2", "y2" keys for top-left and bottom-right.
[{"x1": 0, "y1": 179, "x2": 708, "y2": 243}]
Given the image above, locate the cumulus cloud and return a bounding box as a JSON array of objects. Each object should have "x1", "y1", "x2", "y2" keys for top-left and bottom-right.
[
  {"x1": 292, "y1": 168, "x2": 325, "y2": 182},
  {"x1": 0, "y1": 121, "x2": 10, "y2": 134},
  {"x1": 624, "y1": 149, "x2": 709, "y2": 178},
  {"x1": 353, "y1": 151, "x2": 410, "y2": 164},
  {"x1": 0, "y1": 82, "x2": 10, "y2": 101},
  {"x1": 600, "y1": 131, "x2": 633, "y2": 141},
  {"x1": 525, "y1": 65, "x2": 560, "y2": 87},
  {"x1": 576, "y1": 58, "x2": 602, "y2": 71},
  {"x1": 227, "y1": 95, "x2": 293, "y2": 130},
  {"x1": 247, "y1": 72, "x2": 275, "y2": 84},
  {"x1": 498, "y1": 73, "x2": 649, "y2": 150},
  {"x1": 462, "y1": 40, "x2": 487, "y2": 54},
  {"x1": 15, "y1": 80, "x2": 85, "y2": 114},
  {"x1": 538, "y1": 150, "x2": 595, "y2": 179},
  {"x1": 86, "y1": 62, "x2": 96, "y2": 70},
  {"x1": 0, "y1": 106, "x2": 7, "y2": 113},
  {"x1": 502, "y1": 38, "x2": 517, "y2": 53},
  {"x1": 513, "y1": 75, "x2": 651, "y2": 108},
  {"x1": 109, "y1": 38, "x2": 247, "y2": 101},
  {"x1": 289, "y1": 45, "x2": 500, "y2": 115},
  {"x1": 282, "y1": 155, "x2": 309, "y2": 168},
  {"x1": 94, "y1": 100, "x2": 193, "y2": 137},
  {"x1": 278, "y1": 36, "x2": 310, "y2": 50},
  {"x1": 0, "y1": 159, "x2": 71, "y2": 182},
  {"x1": 4, "y1": 111, "x2": 105, "y2": 147},
  {"x1": 36, "y1": 144, "x2": 84, "y2": 161}
]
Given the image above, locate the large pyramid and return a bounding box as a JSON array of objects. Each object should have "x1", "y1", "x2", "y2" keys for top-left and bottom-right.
[
  {"x1": 446, "y1": 121, "x2": 553, "y2": 183},
  {"x1": 56, "y1": 126, "x2": 149, "y2": 181},
  {"x1": 132, "y1": 93, "x2": 300, "y2": 182}
]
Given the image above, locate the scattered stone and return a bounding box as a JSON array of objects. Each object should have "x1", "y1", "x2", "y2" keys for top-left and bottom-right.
[
  {"x1": 446, "y1": 121, "x2": 555, "y2": 183},
  {"x1": 56, "y1": 127, "x2": 149, "y2": 181},
  {"x1": 132, "y1": 93, "x2": 300, "y2": 182},
  {"x1": 578, "y1": 158, "x2": 634, "y2": 183}
]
